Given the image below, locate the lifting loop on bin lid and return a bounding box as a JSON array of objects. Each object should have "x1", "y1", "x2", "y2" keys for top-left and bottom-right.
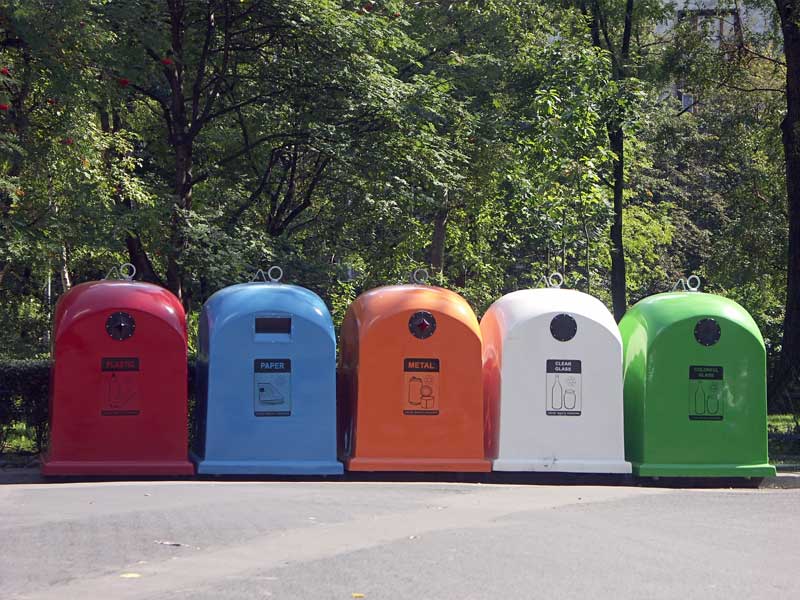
[
  {"x1": 539, "y1": 272, "x2": 563, "y2": 289},
  {"x1": 104, "y1": 262, "x2": 137, "y2": 281},
  {"x1": 252, "y1": 266, "x2": 283, "y2": 284},
  {"x1": 412, "y1": 268, "x2": 429, "y2": 285},
  {"x1": 671, "y1": 274, "x2": 701, "y2": 293}
]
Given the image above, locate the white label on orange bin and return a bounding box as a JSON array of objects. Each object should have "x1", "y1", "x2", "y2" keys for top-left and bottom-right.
[
  {"x1": 100, "y1": 357, "x2": 141, "y2": 416},
  {"x1": 403, "y1": 358, "x2": 440, "y2": 416}
]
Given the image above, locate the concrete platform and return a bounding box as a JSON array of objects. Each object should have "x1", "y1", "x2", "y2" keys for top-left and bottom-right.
[{"x1": 1, "y1": 474, "x2": 798, "y2": 599}]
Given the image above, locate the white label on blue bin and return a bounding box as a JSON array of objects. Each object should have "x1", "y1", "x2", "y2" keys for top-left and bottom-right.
[
  {"x1": 254, "y1": 358, "x2": 291, "y2": 416},
  {"x1": 545, "y1": 359, "x2": 582, "y2": 416}
]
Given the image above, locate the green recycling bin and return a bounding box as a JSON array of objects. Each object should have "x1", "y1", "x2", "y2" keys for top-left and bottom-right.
[{"x1": 620, "y1": 280, "x2": 775, "y2": 478}]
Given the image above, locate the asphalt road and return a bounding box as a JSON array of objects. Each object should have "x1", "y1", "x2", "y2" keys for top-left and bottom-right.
[{"x1": 1, "y1": 478, "x2": 798, "y2": 599}]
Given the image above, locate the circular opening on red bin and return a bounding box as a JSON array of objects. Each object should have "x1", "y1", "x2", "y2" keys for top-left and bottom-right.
[
  {"x1": 408, "y1": 311, "x2": 437, "y2": 339},
  {"x1": 106, "y1": 311, "x2": 136, "y2": 341}
]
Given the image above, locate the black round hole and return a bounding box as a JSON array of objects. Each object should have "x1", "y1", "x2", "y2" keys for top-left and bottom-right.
[
  {"x1": 550, "y1": 314, "x2": 577, "y2": 342},
  {"x1": 408, "y1": 311, "x2": 437, "y2": 339},
  {"x1": 694, "y1": 318, "x2": 721, "y2": 346},
  {"x1": 106, "y1": 311, "x2": 136, "y2": 341}
]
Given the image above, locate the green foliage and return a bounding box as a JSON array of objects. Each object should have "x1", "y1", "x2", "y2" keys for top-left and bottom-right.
[
  {"x1": 0, "y1": 359, "x2": 49, "y2": 453},
  {"x1": 0, "y1": 0, "x2": 792, "y2": 416}
]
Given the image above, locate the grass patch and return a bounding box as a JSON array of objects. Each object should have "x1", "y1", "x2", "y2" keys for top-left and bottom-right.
[
  {"x1": 768, "y1": 413, "x2": 800, "y2": 465},
  {"x1": 0, "y1": 421, "x2": 39, "y2": 454},
  {"x1": 768, "y1": 413, "x2": 799, "y2": 433}
]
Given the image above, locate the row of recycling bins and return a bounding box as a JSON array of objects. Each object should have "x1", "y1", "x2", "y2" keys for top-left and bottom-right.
[{"x1": 41, "y1": 271, "x2": 775, "y2": 479}]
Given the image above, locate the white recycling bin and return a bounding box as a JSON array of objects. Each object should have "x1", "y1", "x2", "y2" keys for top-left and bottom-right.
[{"x1": 481, "y1": 285, "x2": 631, "y2": 473}]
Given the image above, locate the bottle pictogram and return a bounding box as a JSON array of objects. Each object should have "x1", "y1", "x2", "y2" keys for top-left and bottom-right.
[
  {"x1": 551, "y1": 375, "x2": 563, "y2": 410},
  {"x1": 694, "y1": 382, "x2": 706, "y2": 414}
]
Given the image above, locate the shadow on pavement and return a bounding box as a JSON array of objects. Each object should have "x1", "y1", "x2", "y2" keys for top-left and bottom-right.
[{"x1": 1, "y1": 462, "x2": 789, "y2": 489}]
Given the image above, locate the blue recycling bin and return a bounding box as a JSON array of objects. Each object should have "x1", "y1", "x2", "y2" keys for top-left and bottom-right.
[{"x1": 192, "y1": 273, "x2": 342, "y2": 474}]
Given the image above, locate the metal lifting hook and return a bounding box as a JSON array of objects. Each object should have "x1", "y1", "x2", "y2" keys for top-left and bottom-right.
[
  {"x1": 252, "y1": 266, "x2": 284, "y2": 283},
  {"x1": 539, "y1": 272, "x2": 564, "y2": 289},
  {"x1": 104, "y1": 263, "x2": 137, "y2": 281},
  {"x1": 672, "y1": 274, "x2": 701, "y2": 292}
]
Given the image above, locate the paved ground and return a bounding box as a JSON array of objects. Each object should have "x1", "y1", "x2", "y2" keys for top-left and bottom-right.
[{"x1": 1, "y1": 476, "x2": 798, "y2": 599}]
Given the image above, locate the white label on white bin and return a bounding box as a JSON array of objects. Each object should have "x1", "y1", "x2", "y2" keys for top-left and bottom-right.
[{"x1": 545, "y1": 359, "x2": 582, "y2": 416}]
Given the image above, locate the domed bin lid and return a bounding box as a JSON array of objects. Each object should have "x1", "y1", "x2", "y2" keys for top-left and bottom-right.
[
  {"x1": 53, "y1": 280, "x2": 186, "y2": 344},
  {"x1": 343, "y1": 284, "x2": 480, "y2": 335},
  {"x1": 201, "y1": 282, "x2": 334, "y2": 340},
  {"x1": 483, "y1": 287, "x2": 620, "y2": 343},
  {"x1": 623, "y1": 291, "x2": 763, "y2": 349}
]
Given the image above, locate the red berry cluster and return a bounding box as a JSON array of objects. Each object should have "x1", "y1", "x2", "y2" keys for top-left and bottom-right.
[{"x1": 358, "y1": 2, "x2": 400, "y2": 18}]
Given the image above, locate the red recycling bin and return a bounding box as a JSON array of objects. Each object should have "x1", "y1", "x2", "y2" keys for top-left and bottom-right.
[{"x1": 41, "y1": 280, "x2": 194, "y2": 475}]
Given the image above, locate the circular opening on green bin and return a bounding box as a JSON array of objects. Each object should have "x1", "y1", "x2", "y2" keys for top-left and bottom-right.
[{"x1": 694, "y1": 318, "x2": 721, "y2": 346}]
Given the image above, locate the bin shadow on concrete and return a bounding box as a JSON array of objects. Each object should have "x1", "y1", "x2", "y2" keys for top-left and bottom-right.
[{"x1": 2, "y1": 463, "x2": 786, "y2": 489}]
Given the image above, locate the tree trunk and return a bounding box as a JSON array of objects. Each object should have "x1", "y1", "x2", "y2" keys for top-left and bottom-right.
[
  {"x1": 125, "y1": 236, "x2": 162, "y2": 284},
  {"x1": 167, "y1": 141, "x2": 192, "y2": 308},
  {"x1": 608, "y1": 125, "x2": 627, "y2": 321},
  {"x1": 776, "y1": 0, "x2": 800, "y2": 390},
  {"x1": 164, "y1": 0, "x2": 193, "y2": 310},
  {"x1": 60, "y1": 244, "x2": 71, "y2": 291},
  {"x1": 99, "y1": 108, "x2": 163, "y2": 285},
  {"x1": 582, "y1": 0, "x2": 633, "y2": 321}
]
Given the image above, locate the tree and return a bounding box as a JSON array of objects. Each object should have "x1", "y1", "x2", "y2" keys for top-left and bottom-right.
[
  {"x1": 573, "y1": 0, "x2": 671, "y2": 320},
  {"x1": 85, "y1": 0, "x2": 440, "y2": 309},
  {"x1": 774, "y1": 0, "x2": 800, "y2": 391}
]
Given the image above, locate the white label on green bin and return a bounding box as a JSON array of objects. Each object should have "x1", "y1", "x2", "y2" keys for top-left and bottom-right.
[
  {"x1": 546, "y1": 359, "x2": 582, "y2": 416},
  {"x1": 688, "y1": 365, "x2": 724, "y2": 421},
  {"x1": 254, "y1": 358, "x2": 291, "y2": 416}
]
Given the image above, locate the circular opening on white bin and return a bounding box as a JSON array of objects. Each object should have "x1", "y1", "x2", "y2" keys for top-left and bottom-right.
[{"x1": 550, "y1": 314, "x2": 577, "y2": 342}]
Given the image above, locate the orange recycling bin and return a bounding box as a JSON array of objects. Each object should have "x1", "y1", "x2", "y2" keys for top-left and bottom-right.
[{"x1": 339, "y1": 282, "x2": 490, "y2": 471}]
